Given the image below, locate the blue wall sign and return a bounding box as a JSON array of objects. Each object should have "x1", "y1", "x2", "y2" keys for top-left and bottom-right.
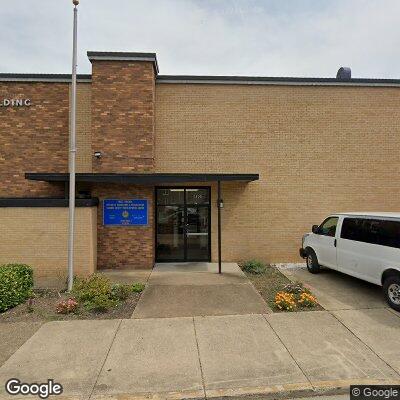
[{"x1": 103, "y1": 199, "x2": 148, "y2": 226}]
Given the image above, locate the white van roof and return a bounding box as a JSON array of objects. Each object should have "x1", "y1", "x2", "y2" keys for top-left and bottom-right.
[{"x1": 335, "y1": 212, "x2": 400, "y2": 219}]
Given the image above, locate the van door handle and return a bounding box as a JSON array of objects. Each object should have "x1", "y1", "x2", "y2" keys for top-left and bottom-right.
[{"x1": 334, "y1": 239, "x2": 337, "y2": 247}]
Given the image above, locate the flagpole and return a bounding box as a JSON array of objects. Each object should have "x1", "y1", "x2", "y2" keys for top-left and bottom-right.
[{"x1": 68, "y1": 0, "x2": 79, "y2": 292}]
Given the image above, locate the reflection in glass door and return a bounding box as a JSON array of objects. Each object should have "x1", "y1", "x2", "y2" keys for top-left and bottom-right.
[
  {"x1": 156, "y1": 205, "x2": 185, "y2": 260},
  {"x1": 156, "y1": 187, "x2": 211, "y2": 262},
  {"x1": 186, "y1": 206, "x2": 209, "y2": 260}
]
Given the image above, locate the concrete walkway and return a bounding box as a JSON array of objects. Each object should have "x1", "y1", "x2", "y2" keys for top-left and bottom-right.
[
  {"x1": 132, "y1": 262, "x2": 271, "y2": 318},
  {"x1": 99, "y1": 268, "x2": 151, "y2": 285},
  {"x1": 1, "y1": 310, "x2": 400, "y2": 399}
]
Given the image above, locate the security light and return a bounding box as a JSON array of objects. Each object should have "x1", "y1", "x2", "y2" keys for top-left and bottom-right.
[{"x1": 94, "y1": 151, "x2": 102, "y2": 159}]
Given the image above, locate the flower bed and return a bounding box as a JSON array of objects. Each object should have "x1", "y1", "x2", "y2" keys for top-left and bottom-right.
[
  {"x1": 240, "y1": 261, "x2": 323, "y2": 312},
  {"x1": 0, "y1": 274, "x2": 146, "y2": 322}
]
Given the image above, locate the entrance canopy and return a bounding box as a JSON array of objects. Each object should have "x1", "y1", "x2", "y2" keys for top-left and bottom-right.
[
  {"x1": 25, "y1": 172, "x2": 259, "y2": 184},
  {"x1": 25, "y1": 172, "x2": 259, "y2": 274}
]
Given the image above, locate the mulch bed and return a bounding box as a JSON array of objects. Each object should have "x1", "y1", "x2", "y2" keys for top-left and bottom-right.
[
  {"x1": 244, "y1": 266, "x2": 324, "y2": 312},
  {"x1": 0, "y1": 290, "x2": 143, "y2": 322}
]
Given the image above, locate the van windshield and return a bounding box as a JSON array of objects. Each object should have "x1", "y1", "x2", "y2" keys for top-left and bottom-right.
[{"x1": 318, "y1": 217, "x2": 338, "y2": 237}]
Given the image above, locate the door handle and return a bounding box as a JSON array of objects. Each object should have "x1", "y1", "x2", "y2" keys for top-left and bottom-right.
[{"x1": 334, "y1": 239, "x2": 337, "y2": 247}]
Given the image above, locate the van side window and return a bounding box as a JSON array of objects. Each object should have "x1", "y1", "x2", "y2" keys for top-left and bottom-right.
[
  {"x1": 376, "y1": 220, "x2": 400, "y2": 248},
  {"x1": 341, "y1": 218, "x2": 363, "y2": 241},
  {"x1": 341, "y1": 218, "x2": 400, "y2": 249},
  {"x1": 318, "y1": 217, "x2": 338, "y2": 237}
]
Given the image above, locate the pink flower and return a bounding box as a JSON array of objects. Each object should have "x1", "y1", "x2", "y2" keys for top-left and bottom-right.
[{"x1": 56, "y1": 298, "x2": 78, "y2": 314}]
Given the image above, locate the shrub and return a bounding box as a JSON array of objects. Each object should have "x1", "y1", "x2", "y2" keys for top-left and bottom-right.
[
  {"x1": 72, "y1": 275, "x2": 136, "y2": 313},
  {"x1": 0, "y1": 264, "x2": 34, "y2": 312},
  {"x1": 239, "y1": 260, "x2": 267, "y2": 274},
  {"x1": 56, "y1": 298, "x2": 78, "y2": 314},
  {"x1": 298, "y1": 292, "x2": 318, "y2": 308},
  {"x1": 274, "y1": 291, "x2": 296, "y2": 311},
  {"x1": 84, "y1": 295, "x2": 118, "y2": 313},
  {"x1": 110, "y1": 283, "x2": 131, "y2": 301},
  {"x1": 72, "y1": 274, "x2": 112, "y2": 303},
  {"x1": 131, "y1": 283, "x2": 145, "y2": 293}
]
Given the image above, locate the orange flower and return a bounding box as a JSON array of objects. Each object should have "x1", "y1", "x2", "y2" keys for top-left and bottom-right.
[
  {"x1": 274, "y1": 291, "x2": 296, "y2": 311},
  {"x1": 298, "y1": 292, "x2": 317, "y2": 307}
]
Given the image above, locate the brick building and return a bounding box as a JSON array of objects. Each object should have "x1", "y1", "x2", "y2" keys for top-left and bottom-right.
[{"x1": 1, "y1": 51, "x2": 400, "y2": 286}]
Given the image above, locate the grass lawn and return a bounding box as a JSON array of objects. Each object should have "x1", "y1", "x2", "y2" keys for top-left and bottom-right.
[
  {"x1": 0, "y1": 289, "x2": 143, "y2": 323},
  {"x1": 244, "y1": 265, "x2": 324, "y2": 312}
]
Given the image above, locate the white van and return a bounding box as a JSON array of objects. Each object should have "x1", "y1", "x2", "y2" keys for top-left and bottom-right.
[{"x1": 300, "y1": 212, "x2": 400, "y2": 311}]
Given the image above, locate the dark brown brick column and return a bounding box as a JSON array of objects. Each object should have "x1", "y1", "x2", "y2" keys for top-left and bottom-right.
[
  {"x1": 89, "y1": 52, "x2": 157, "y2": 269},
  {"x1": 90, "y1": 53, "x2": 156, "y2": 172},
  {"x1": 91, "y1": 184, "x2": 154, "y2": 270}
]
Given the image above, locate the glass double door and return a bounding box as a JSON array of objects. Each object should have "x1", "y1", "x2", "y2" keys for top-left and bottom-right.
[{"x1": 156, "y1": 187, "x2": 211, "y2": 262}]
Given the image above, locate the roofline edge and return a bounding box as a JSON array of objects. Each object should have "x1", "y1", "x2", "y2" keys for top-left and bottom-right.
[
  {"x1": 2, "y1": 73, "x2": 400, "y2": 87},
  {"x1": 156, "y1": 76, "x2": 400, "y2": 87},
  {"x1": 87, "y1": 51, "x2": 159, "y2": 73},
  {"x1": 0, "y1": 74, "x2": 92, "y2": 83}
]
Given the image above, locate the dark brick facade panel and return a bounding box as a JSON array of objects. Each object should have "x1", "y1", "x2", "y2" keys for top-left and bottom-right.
[
  {"x1": 91, "y1": 61, "x2": 156, "y2": 173},
  {"x1": 91, "y1": 184, "x2": 154, "y2": 270},
  {"x1": 90, "y1": 60, "x2": 157, "y2": 270},
  {"x1": 0, "y1": 83, "x2": 69, "y2": 197}
]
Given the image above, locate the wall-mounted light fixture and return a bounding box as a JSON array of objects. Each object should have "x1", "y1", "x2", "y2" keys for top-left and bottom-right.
[
  {"x1": 218, "y1": 198, "x2": 224, "y2": 208},
  {"x1": 94, "y1": 151, "x2": 102, "y2": 159}
]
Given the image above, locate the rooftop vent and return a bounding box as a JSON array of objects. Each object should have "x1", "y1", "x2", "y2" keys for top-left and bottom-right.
[{"x1": 336, "y1": 67, "x2": 351, "y2": 81}]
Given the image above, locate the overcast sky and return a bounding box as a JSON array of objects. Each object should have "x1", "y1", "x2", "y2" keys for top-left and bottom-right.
[{"x1": 1, "y1": 0, "x2": 399, "y2": 78}]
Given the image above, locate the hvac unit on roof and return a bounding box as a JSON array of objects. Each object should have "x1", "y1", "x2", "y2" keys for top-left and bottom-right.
[{"x1": 336, "y1": 67, "x2": 351, "y2": 81}]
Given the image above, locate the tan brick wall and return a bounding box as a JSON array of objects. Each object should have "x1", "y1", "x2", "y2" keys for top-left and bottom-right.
[
  {"x1": 155, "y1": 83, "x2": 400, "y2": 263},
  {"x1": 0, "y1": 82, "x2": 69, "y2": 197},
  {"x1": 91, "y1": 61, "x2": 156, "y2": 173},
  {"x1": 0, "y1": 207, "x2": 97, "y2": 288},
  {"x1": 91, "y1": 184, "x2": 154, "y2": 270}
]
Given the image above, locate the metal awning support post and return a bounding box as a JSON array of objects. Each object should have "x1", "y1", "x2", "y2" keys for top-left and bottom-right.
[{"x1": 217, "y1": 180, "x2": 222, "y2": 274}]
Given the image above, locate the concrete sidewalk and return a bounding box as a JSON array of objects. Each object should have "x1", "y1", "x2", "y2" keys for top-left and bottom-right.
[
  {"x1": 2, "y1": 264, "x2": 400, "y2": 399},
  {"x1": 132, "y1": 262, "x2": 271, "y2": 318},
  {"x1": 0, "y1": 322, "x2": 43, "y2": 366},
  {"x1": 1, "y1": 310, "x2": 400, "y2": 400}
]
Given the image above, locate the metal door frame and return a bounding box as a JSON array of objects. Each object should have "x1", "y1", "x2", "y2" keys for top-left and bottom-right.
[{"x1": 155, "y1": 186, "x2": 211, "y2": 262}]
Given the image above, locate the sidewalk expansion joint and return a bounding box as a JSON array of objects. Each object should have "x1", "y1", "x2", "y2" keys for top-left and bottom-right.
[
  {"x1": 192, "y1": 317, "x2": 207, "y2": 399},
  {"x1": 388, "y1": 308, "x2": 400, "y2": 318},
  {"x1": 146, "y1": 266, "x2": 155, "y2": 283},
  {"x1": 327, "y1": 306, "x2": 388, "y2": 311},
  {"x1": 261, "y1": 314, "x2": 314, "y2": 389},
  {"x1": 329, "y1": 311, "x2": 400, "y2": 379},
  {"x1": 88, "y1": 319, "x2": 123, "y2": 400}
]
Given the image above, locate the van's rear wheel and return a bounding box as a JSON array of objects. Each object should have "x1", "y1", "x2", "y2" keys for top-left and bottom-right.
[
  {"x1": 306, "y1": 249, "x2": 320, "y2": 274},
  {"x1": 383, "y1": 276, "x2": 400, "y2": 311}
]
